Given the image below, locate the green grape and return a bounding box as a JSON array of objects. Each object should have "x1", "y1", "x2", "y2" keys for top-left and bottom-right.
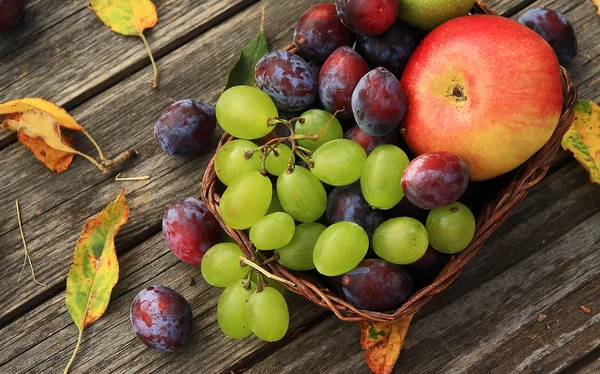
[
  {"x1": 214, "y1": 139, "x2": 261, "y2": 186},
  {"x1": 217, "y1": 280, "x2": 257, "y2": 339},
  {"x1": 265, "y1": 144, "x2": 293, "y2": 176},
  {"x1": 276, "y1": 222, "x2": 326, "y2": 271},
  {"x1": 266, "y1": 190, "x2": 284, "y2": 214},
  {"x1": 295, "y1": 109, "x2": 343, "y2": 151},
  {"x1": 313, "y1": 221, "x2": 369, "y2": 276},
  {"x1": 360, "y1": 145, "x2": 410, "y2": 209},
  {"x1": 426, "y1": 202, "x2": 475, "y2": 254},
  {"x1": 310, "y1": 139, "x2": 367, "y2": 186},
  {"x1": 372, "y1": 217, "x2": 428, "y2": 264},
  {"x1": 276, "y1": 166, "x2": 327, "y2": 222},
  {"x1": 201, "y1": 243, "x2": 249, "y2": 287},
  {"x1": 266, "y1": 278, "x2": 286, "y2": 294},
  {"x1": 246, "y1": 287, "x2": 289, "y2": 342},
  {"x1": 249, "y1": 212, "x2": 296, "y2": 250},
  {"x1": 216, "y1": 86, "x2": 278, "y2": 139},
  {"x1": 220, "y1": 172, "x2": 272, "y2": 230}
]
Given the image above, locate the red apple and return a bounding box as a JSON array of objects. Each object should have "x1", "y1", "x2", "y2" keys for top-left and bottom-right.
[{"x1": 400, "y1": 15, "x2": 563, "y2": 181}]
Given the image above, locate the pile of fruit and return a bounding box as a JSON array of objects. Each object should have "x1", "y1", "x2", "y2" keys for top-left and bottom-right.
[{"x1": 128, "y1": 0, "x2": 576, "y2": 353}]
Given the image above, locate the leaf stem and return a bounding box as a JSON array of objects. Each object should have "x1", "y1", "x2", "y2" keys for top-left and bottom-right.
[
  {"x1": 260, "y1": 6, "x2": 265, "y2": 33},
  {"x1": 239, "y1": 256, "x2": 295, "y2": 288},
  {"x1": 64, "y1": 328, "x2": 83, "y2": 374},
  {"x1": 82, "y1": 130, "x2": 107, "y2": 162},
  {"x1": 138, "y1": 31, "x2": 158, "y2": 88},
  {"x1": 15, "y1": 200, "x2": 46, "y2": 287}
]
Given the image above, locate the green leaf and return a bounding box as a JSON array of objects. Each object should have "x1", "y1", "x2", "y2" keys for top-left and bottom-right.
[
  {"x1": 64, "y1": 190, "x2": 129, "y2": 373},
  {"x1": 225, "y1": 8, "x2": 269, "y2": 89},
  {"x1": 562, "y1": 100, "x2": 600, "y2": 183}
]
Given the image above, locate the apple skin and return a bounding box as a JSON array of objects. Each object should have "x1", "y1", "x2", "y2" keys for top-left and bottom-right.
[
  {"x1": 398, "y1": 0, "x2": 475, "y2": 30},
  {"x1": 400, "y1": 15, "x2": 563, "y2": 181}
]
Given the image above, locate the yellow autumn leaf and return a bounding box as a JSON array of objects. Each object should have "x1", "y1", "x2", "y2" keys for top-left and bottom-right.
[
  {"x1": 562, "y1": 101, "x2": 600, "y2": 183},
  {"x1": 0, "y1": 98, "x2": 83, "y2": 131},
  {"x1": 90, "y1": 0, "x2": 159, "y2": 87},
  {"x1": 360, "y1": 315, "x2": 413, "y2": 374},
  {"x1": 593, "y1": 0, "x2": 600, "y2": 16}
]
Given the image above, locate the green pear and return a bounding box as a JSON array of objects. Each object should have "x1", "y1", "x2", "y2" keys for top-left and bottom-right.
[{"x1": 398, "y1": 0, "x2": 475, "y2": 30}]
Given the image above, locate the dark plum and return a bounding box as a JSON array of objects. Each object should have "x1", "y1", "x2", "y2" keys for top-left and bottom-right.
[
  {"x1": 130, "y1": 286, "x2": 193, "y2": 352},
  {"x1": 257, "y1": 123, "x2": 292, "y2": 146},
  {"x1": 406, "y1": 246, "x2": 447, "y2": 283},
  {"x1": 319, "y1": 46, "x2": 369, "y2": 119},
  {"x1": 402, "y1": 152, "x2": 470, "y2": 210},
  {"x1": 326, "y1": 183, "x2": 386, "y2": 238},
  {"x1": 0, "y1": 0, "x2": 24, "y2": 32},
  {"x1": 335, "y1": 0, "x2": 398, "y2": 36},
  {"x1": 294, "y1": 4, "x2": 355, "y2": 63},
  {"x1": 333, "y1": 259, "x2": 413, "y2": 311},
  {"x1": 344, "y1": 125, "x2": 399, "y2": 155},
  {"x1": 355, "y1": 21, "x2": 416, "y2": 79},
  {"x1": 162, "y1": 197, "x2": 220, "y2": 265},
  {"x1": 154, "y1": 99, "x2": 216, "y2": 157},
  {"x1": 255, "y1": 51, "x2": 317, "y2": 112},
  {"x1": 352, "y1": 67, "x2": 407, "y2": 136},
  {"x1": 518, "y1": 8, "x2": 577, "y2": 64}
]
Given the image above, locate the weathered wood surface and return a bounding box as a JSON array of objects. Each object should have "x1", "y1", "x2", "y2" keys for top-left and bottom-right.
[{"x1": 1, "y1": 0, "x2": 599, "y2": 373}]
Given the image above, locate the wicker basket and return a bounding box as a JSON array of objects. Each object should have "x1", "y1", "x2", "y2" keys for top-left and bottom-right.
[{"x1": 201, "y1": 1, "x2": 577, "y2": 324}]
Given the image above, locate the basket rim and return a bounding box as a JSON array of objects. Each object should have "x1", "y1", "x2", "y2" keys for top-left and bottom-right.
[{"x1": 200, "y1": 0, "x2": 578, "y2": 323}]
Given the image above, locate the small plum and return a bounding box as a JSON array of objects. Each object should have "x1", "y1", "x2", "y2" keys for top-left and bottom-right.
[
  {"x1": 335, "y1": 0, "x2": 398, "y2": 36},
  {"x1": 0, "y1": 0, "x2": 24, "y2": 32},
  {"x1": 518, "y1": 8, "x2": 577, "y2": 64}
]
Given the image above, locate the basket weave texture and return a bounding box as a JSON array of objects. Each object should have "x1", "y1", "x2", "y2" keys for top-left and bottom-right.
[{"x1": 202, "y1": 1, "x2": 578, "y2": 323}]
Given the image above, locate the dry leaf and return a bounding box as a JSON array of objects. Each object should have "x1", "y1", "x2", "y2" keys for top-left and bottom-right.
[
  {"x1": 0, "y1": 98, "x2": 83, "y2": 131},
  {"x1": 64, "y1": 190, "x2": 129, "y2": 373},
  {"x1": 593, "y1": 0, "x2": 600, "y2": 16},
  {"x1": 90, "y1": 0, "x2": 159, "y2": 87},
  {"x1": 580, "y1": 305, "x2": 591, "y2": 314},
  {"x1": 360, "y1": 315, "x2": 413, "y2": 374},
  {"x1": 562, "y1": 101, "x2": 600, "y2": 183},
  {"x1": 18, "y1": 130, "x2": 75, "y2": 173}
]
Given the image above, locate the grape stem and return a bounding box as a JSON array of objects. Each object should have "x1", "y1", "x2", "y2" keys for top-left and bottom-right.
[{"x1": 239, "y1": 256, "x2": 295, "y2": 288}]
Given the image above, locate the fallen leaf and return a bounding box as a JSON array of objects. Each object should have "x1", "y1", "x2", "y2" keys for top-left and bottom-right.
[
  {"x1": 561, "y1": 101, "x2": 600, "y2": 183},
  {"x1": 90, "y1": 0, "x2": 159, "y2": 87},
  {"x1": 537, "y1": 314, "x2": 548, "y2": 322},
  {"x1": 0, "y1": 98, "x2": 83, "y2": 131},
  {"x1": 18, "y1": 130, "x2": 75, "y2": 173},
  {"x1": 64, "y1": 190, "x2": 129, "y2": 373},
  {"x1": 360, "y1": 315, "x2": 413, "y2": 374},
  {"x1": 225, "y1": 7, "x2": 268, "y2": 89},
  {"x1": 580, "y1": 305, "x2": 591, "y2": 314},
  {"x1": 593, "y1": 0, "x2": 600, "y2": 16}
]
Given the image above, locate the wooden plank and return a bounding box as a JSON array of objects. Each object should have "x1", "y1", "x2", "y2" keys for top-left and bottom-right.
[
  {"x1": 0, "y1": 0, "x2": 258, "y2": 147},
  {"x1": 244, "y1": 206, "x2": 600, "y2": 374}
]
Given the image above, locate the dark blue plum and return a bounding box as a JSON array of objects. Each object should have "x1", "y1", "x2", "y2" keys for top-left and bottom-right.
[
  {"x1": 355, "y1": 21, "x2": 416, "y2": 79},
  {"x1": 294, "y1": 4, "x2": 355, "y2": 63},
  {"x1": 326, "y1": 182, "x2": 386, "y2": 238},
  {"x1": 0, "y1": 0, "x2": 24, "y2": 32},
  {"x1": 335, "y1": 0, "x2": 398, "y2": 37},
  {"x1": 319, "y1": 46, "x2": 369, "y2": 119},
  {"x1": 255, "y1": 51, "x2": 317, "y2": 112},
  {"x1": 154, "y1": 99, "x2": 216, "y2": 157},
  {"x1": 333, "y1": 259, "x2": 413, "y2": 311},
  {"x1": 518, "y1": 8, "x2": 577, "y2": 64},
  {"x1": 344, "y1": 125, "x2": 399, "y2": 155},
  {"x1": 352, "y1": 67, "x2": 407, "y2": 136},
  {"x1": 406, "y1": 246, "x2": 447, "y2": 284},
  {"x1": 130, "y1": 286, "x2": 193, "y2": 352}
]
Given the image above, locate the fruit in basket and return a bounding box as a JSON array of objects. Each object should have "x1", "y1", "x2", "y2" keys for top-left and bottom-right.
[
  {"x1": 265, "y1": 144, "x2": 294, "y2": 176},
  {"x1": 518, "y1": 8, "x2": 577, "y2": 64},
  {"x1": 130, "y1": 286, "x2": 193, "y2": 352},
  {"x1": 335, "y1": 0, "x2": 398, "y2": 36},
  {"x1": 310, "y1": 139, "x2": 367, "y2": 186},
  {"x1": 294, "y1": 4, "x2": 355, "y2": 63},
  {"x1": 344, "y1": 125, "x2": 399, "y2": 154},
  {"x1": 250, "y1": 212, "x2": 296, "y2": 250},
  {"x1": 246, "y1": 287, "x2": 289, "y2": 342},
  {"x1": 154, "y1": 100, "x2": 216, "y2": 157},
  {"x1": 277, "y1": 222, "x2": 326, "y2": 271},
  {"x1": 255, "y1": 51, "x2": 317, "y2": 112},
  {"x1": 259, "y1": 123, "x2": 292, "y2": 146},
  {"x1": 326, "y1": 183, "x2": 386, "y2": 238},
  {"x1": 334, "y1": 259, "x2": 413, "y2": 311},
  {"x1": 220, "y1": 172, "x2": 272, "y2": 230},
  {"x1": 352, "y1": 67, "x2": 407, "y2": 136},
  {"x1": 214, "y1": 139, "x2": 261, "y2": 186},
  {"x1": 201, "y1": 243, "x2": 250, "y2": 287},
  {"x1": 216, "y1": 86, "x2": 278, "y2": 139},
  {"x1": 401, "y1": 152, "x2": 470, "y2": 210},
  {"x1": 277, "y1": 166, "x2": 327, "y2": 222},
  {"x1": 426, "y1": 202, "x2": 475, "y2": 254},
  {"x1": 314, "y1": 221, "x2": 369, "y2": 276},
  {"x1": 0, "y1": 0, "x2": 24, "y2": 32},
  {"x1": 397, "y1": 0, "x2": 475, "y2": 30},
  {"x1": 295, "y1": 109, "x2": 344, "y2": 151},
  {"x1": 218, "y1": 280, "x2": 257, "y2": 339},
  {"x1": 361, "y1": 145, "x2": 410, "y2": 209},
  {"x1": 401, "y1": 15, "x2": 563, "y2": 181},
  {"x1": 319, "y1": 47, "x2": 369, "y2": 119},
  {"x1": 406, "y1": 246, "x2": 447, "y2": 282},
  {"x1": 373, "y1": 217, "x2": 428, "y2": 264},
  {"x1": 355, "y1": 21, "x2": 416, "y2": 79},
  {"x1": 162, "y1": 197, "x2": 220, "y2": 265}
]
